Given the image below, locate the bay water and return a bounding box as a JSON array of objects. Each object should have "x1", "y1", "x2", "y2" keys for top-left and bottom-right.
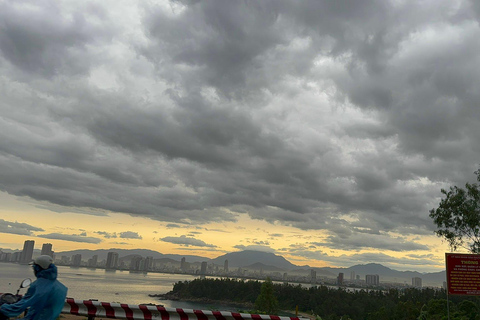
[{"x1": 0, "y1": 262, "x2": 245, "y2": 311}]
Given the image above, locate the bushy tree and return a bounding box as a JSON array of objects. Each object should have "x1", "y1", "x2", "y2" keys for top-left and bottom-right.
[
  {"x1": 255, "y1": 277, "x2": 278, "y2": 314},
  {"x1": 429, "y1": 170, "x2": 480, "y2": 253}
]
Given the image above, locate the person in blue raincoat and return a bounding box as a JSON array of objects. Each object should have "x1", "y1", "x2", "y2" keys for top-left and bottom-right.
[{"x1": 0, "y1": 255, "x2": 68, "y2": 320}]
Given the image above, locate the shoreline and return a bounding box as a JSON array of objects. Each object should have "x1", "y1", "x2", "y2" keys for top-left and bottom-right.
[{"x1": 153, "y1": 292, "x2": 255, "y2": 311}]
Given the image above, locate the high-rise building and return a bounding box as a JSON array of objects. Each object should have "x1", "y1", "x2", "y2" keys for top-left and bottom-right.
[
  {"x1": 180, "y1": 257, "x2": 186, "y2": 271},
  {"x1": 72, "y1": 254, "x2": 82, "y2": 267},
  {"x1": 0, "y1": 252, "x2": 12, "y2": 262},
  {"x1": 20, "y1": 240, "x2": 35, "y2": 263},
  {"x1": 311, "y1": 269, "x2": 317, "y2": 284},
  {"x1": 88, "y1": 255, "x2": 98, "y2": 267},
  {"x1": 12, "y1": 252, "x2": 22, "y2": 262},
  {"x1": 350, "y1": 271, "x2": 356, "y2": 281},
  {"x1": 130, "y1": 256, "x2": 143, "y2": 271},
  {"x1": 106, "y1": 252, "x2": 119, "y2": 269},
  {"x1": 366, "y1": 274, "x2": 380, "y2": 286},
  {"x1": 224, "y1": 259, "x2": 229, "y2": 273},
  {"x1": 200, "y1": 261, "x2": 207, "y2": 275},
  {"x1": 144, "y1": 256, "x2": 153, "y2": 271},
  {"x1": 41, "y1": 243, "x2": 53, "y2": 257},
  {"x1": 412, "y1": 277, "x2": 422, "y2": 288},
  {"x1": 337, "y1": 272, "x2": 344, "y2": 285}
]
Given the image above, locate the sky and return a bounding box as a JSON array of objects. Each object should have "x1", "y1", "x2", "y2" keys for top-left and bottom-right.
[{"x1": 0, "y1": 0, "x2": 479, "y2": 273}]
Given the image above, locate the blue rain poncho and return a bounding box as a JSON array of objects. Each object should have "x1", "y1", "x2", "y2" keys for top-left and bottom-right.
[{"x1": 0, "y1": 264, "x2": 67, "y2": 320}]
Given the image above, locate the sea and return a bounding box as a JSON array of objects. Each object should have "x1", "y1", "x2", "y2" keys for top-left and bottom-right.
[{"x1": 0, "y1": 262, "x2": 248, "y2": 311}]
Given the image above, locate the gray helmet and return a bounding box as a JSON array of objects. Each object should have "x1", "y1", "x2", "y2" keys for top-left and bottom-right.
[{"x1": 31, "y1": 255, "x2": 53, "y2": 269}]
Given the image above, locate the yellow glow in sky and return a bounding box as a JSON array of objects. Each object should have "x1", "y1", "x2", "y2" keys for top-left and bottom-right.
[{"x1": 0, "y1": 191, "x2": 450, "y2": 273}]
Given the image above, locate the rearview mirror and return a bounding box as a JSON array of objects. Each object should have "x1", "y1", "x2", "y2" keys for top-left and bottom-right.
[{"x1": 21, "y1": 278, "x2": 32, "y2": 288}]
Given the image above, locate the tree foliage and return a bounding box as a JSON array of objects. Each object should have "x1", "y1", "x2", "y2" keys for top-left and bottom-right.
[
  {"x1": 429, "y1": 169, "x2": 480, "y2": 253},
  {"x1": 166, "y1": 278, "x2": 480, "y2": 319},
  {"x1": 255, "y1": 277, "x2": 278, "y2": 314}
]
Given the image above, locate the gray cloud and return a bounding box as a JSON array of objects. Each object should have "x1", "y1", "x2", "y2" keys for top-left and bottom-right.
[
  {"x1": 233, "y1": 244, "x2": 275, "y2": 253},
  {"x1": 37, "y1": 232, "x2": 102, "y2": 244},
  {"x1": 0, "y1": 1, "x2": 113, "y2": 78},
  {"x1": 161, "y1": 235, "x2": 216, "y2": 248},
  {"x1": 95, "y1": 231, "x2": 117, "y2": 239},
  {"x1": 119, "y1": 231, "x2": 142, "y2": 239},
  {"x1": 269, "y1": 234, "x2": 284, "y2": 238},
  {"x1": 0, "y1": 219, "x2": 44, "y2": 236},
  {"x1": 312, "y1": 233, "x2": 429, "y2": 252},
  {"x1": 0, "y1": 0, "x2": 479, "y2": 256}
]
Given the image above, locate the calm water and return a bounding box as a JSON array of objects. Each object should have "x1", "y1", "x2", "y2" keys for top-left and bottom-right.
[{"x1": 0, "y1": 263, "x2": 245, "y2": 310}]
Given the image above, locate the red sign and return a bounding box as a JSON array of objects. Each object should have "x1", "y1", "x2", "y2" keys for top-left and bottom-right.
[{"x1": 446, "y1": 253, "x2": 480, "y2": 295}]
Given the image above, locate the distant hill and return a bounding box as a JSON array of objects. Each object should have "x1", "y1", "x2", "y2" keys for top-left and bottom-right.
[
  {"x1": 53, "y1": 248, "x2": 446, "y2": 287},
  {"x1": 208, "y1": 250, "x2": 297, "y2": 270},
  {"x1": 318, "y1": 263, "x2": 446, "y2": 287},
  {"x1": 243, "y1": 262, "x2": 287, "y2": 272},
  {"x1": 290, "y1": 267, "x2": 337, "y2": 278},
  {"x1": 56, "y1": 248, "x2": 206, "y2": 263}
]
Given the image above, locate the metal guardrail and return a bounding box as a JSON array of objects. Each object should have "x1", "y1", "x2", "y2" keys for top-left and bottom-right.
[{"x1": 62, "y1": 298, "x2": 303, "y2": 320}]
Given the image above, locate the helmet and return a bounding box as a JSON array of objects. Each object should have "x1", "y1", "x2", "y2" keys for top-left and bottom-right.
[{"x1": 31, "y1": 255, "x2": 53, "y2": 270}]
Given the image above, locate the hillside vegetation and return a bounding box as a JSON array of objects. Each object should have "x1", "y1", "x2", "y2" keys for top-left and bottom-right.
[{"x1": 164, "y1": 278, "x2": 480, "y2": 320}]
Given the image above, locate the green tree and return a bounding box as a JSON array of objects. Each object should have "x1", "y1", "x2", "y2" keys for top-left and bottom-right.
[
  {"x1": 255, "y1": 277, "x2": 279, "y2": 314},
  {"x1": 429, "y1": 169, "x2": 480, "y2": 253}
]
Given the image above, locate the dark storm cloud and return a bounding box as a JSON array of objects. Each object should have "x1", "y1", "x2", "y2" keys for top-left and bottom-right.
[
  {"x1": 0, "y1": 1, "x2": 113, "y2": 78},
  {"x1": 1, "y1": 0, "x2": 479, "y2": 253},
  {"x1": 0, "y1": 219, "x2": 44, "y2": 236},
  {"x1": 37, "y1": 232, "x2": 102, "y2": 244}
]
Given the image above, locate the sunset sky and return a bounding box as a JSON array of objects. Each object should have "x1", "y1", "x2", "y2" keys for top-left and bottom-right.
[{"x1": 1, "y1": 0, "x2": 479, "y2": 273}]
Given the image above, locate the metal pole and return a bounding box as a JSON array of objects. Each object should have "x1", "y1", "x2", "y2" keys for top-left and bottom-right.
[{"x1": 446, "y1": 289, "x2": 450, "y2": 320}]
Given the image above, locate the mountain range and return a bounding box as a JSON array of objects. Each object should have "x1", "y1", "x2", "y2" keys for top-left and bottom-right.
[{"x1": 52, "y1": 248, "x2": 446, "y2": 287}]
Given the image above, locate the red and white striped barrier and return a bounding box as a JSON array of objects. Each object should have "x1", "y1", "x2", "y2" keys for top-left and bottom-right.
[{"x1": 62, "y1": 299, "x2": 303, "y2": 320}]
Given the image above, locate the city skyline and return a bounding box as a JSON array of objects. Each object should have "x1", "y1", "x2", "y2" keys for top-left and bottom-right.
[
  {"x1": 1, "y1": 239, "x2": 435, "y2": 288},
  {"x1": 0, "y1": 237, "x2": 448, "y2": 276},
  {"x1": 1, "y1": 0, "x2": 479, "y2": 273}
]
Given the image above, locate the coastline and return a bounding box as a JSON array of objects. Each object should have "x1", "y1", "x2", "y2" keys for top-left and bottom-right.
[{"x1": 152, "y1": 291, "x2": 255, "y2": 311}]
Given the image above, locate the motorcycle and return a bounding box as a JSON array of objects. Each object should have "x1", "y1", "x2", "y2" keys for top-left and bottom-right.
[{"x1": 0, "y1": 278, "x2": 32, "y2": 318}]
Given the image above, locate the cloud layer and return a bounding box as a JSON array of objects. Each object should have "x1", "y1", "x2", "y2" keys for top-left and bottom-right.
[{"x1": 1, "y1": 0, "x2": 479, "y2": 253}]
